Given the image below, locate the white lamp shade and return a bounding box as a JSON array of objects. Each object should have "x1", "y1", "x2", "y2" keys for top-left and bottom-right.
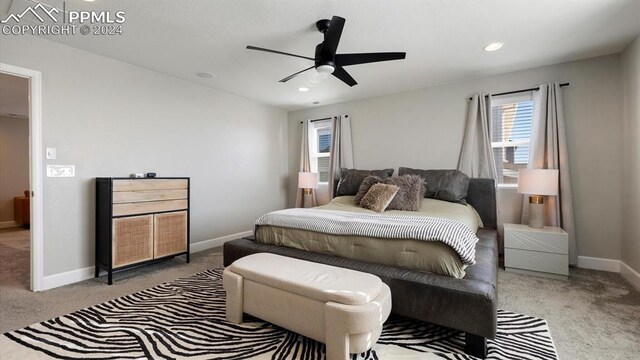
[
  {"x1": 518, "y1": 169, "x2": 559, "y2": 195},
  {"x1": 298, "y1": 172, "x2": 319, "y2": 189}
]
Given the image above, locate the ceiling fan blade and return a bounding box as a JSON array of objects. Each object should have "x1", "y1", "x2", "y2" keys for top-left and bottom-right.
[
  {"x1": 335, "y1": 52, "x2": 406, "y2": 66},
  {"x1": 278, "y1": 66, "x2": 315, "y2": 83},
  {"x1": 332, "y1": 66, "x2": 357, "y2": 87},
  {"x1": 320, "y1": 16, "x2": 345, "y2": 58},
  {"x1": 246, "y1": 46, "x2": 315, "y2": 61}
]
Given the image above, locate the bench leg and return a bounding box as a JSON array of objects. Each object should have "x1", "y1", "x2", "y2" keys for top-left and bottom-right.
[
  {"x1": 222, "y1": 269, "x2": 244, "y2": 323},
  {"x1": 465, "y1": 333, "x2": 487, "y2": 358},
  {"x1": 325, "y1": 331, "x2": 349, "y2": 360}
]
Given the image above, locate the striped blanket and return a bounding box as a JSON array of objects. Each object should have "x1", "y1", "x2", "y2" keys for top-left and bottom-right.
[{"x1": 255, "y1": 209, "x2": 479, "y2": 265}]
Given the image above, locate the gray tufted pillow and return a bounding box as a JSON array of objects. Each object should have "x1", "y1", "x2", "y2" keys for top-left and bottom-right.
[
  {"x1": 398, "y1": 167, "x2": 470, "y2": 204},
  {"x1": 335, "y1": 168, "x2": 394, "y2": 197}
]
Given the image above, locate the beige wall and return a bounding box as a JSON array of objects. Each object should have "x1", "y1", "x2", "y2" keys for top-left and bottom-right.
[
  {"x1": 288, "y1": 55, "x2": 624, "y2": 261},
  {"x1": 621, "y1": 36, "x2": 640, "y2": 273},
  {"x1": 0, "y1": 35, "x2": 289, "y2": 276},
  {"x1": 0, "y1": 115, "x2": 29, "y2": 222}
]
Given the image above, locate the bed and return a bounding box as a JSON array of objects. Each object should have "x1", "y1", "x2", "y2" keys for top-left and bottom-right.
[
  {"x1": 255, "y1": 195, "x2": 483, "y2": 278},
  {"x1": 223, "y1": 178, "x2": 498, "y2": 358}
]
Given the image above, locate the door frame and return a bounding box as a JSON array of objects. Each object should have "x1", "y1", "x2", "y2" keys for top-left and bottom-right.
[{"x1": 1, "y1": 63, "x2": 44, "y2": 291}]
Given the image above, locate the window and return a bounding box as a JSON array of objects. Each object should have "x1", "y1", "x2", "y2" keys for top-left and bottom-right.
[
  {"x1": 491, "y1": 93, "x2": 534, "y2": 185},
  {"x1": 309, "y1": 120, "x2": 332, "y2": 183}
]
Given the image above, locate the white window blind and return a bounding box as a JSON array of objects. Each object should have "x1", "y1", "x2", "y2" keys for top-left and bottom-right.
[
  {"x1": 309, "y1": 120, "x2": 332, "y2": 183},
  {"x1": 491, "y1": 93, "x2": 534, "y2": 185}
]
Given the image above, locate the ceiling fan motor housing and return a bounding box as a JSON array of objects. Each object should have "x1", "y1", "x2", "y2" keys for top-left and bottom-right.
[{"x1": 314, "y1": 43, "x2": 336, "y2": 72}]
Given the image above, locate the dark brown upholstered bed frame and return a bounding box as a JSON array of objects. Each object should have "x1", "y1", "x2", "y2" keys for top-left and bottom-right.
[{"x1": 223, "y1": 178, "x2": 498, "y2": 358}]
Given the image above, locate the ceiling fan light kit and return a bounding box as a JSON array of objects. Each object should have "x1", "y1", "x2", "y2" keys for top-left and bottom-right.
[
  {"x1": 247, "y1": 16, "x2": 406, "y2": 87},
  {"x1": 315, "y1": 64, "x2": 335, "y2": 74}
]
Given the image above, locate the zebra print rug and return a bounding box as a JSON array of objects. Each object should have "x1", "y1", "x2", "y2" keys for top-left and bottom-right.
[{"x1": 2, "y1": 268, "x2": 558, "y2": 359}]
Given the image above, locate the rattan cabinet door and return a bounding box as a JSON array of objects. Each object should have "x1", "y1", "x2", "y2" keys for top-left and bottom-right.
[
  {"x1": 154, "y1": 211, "x2": 187, "y2": 258},
  {"x1": 112, "y1": 215, "x2": 154, "y2": 268}
]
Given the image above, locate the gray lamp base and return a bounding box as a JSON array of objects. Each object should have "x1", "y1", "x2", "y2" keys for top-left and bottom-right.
[{"x1": 528, "y1": 202, "x2": 544, "y2": 229}]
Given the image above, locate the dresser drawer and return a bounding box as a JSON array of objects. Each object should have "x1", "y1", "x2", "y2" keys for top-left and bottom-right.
[
  {"x1": 113, "y1": 179, "x2": 188, "y2": 191},
  {"x1": 113, "y1": 199, "x2": 188, "y2": 216},
  {"x1": 505, "y1": 248, "x2": 568, "y2": 276},
  {"x1": 113, "y1": 189, "x2": 188, "y2": 203},
  {"x1": 504, "y1": 226, "x2": 568, "y2": 254}
]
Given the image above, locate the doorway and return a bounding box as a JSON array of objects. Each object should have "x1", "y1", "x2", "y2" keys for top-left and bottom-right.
[
  {"x1": 0, "y1": 73, "x2": 30, "y2": 291},
  {"x1": 0, "y1": 64, "x2": 44, "y2": 292}
]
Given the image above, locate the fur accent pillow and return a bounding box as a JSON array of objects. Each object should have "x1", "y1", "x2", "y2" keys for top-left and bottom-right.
[
  {"x1": 384, "y1": 174, "x2": 426, "y2": 211},
  {"x1": 360, "y1": 183, "x2": 399, "y2": 212},
  {"x1": 336, "y1": 168, "x2": 394, "y2": 196},
  {"x1": 354, "y1": 175, "x2": 384, "y2": 204},
  {"x1": 398, "y1": 167, "x2": 470, "y2": 204}
]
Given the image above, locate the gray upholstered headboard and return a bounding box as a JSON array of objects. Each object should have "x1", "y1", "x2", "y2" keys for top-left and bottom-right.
[{"x1": 466, "y1": 178, "x2": 497, "y2": 230}]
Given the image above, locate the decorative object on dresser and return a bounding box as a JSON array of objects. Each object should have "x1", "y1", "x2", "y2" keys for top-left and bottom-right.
[
  {"x1": 298, "y1": 172, "x2": 319, "y2": 208},
  {"x1": 504, "y1": 223, "x2": 568, "y2": 279},
  {"x1": 95, "y1": 177, "x2": 190, "y2": 285},
  {"x1": 518, "y1": 169, "x2": 559, "y2": 228}
]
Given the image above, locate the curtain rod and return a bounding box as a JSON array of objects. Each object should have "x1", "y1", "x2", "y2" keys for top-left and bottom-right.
[
  {"x1": 468, "y1": 82, "x2": 570, "y2": 100},
  {"x1": 300, "y1": 117, "x2": 333, "y2": 124}
]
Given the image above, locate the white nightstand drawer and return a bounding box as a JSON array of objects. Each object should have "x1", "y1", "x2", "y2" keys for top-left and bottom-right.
[
  {"x1": 504, "y1": 224, "x2": 568, "y2": 254},
  {"x1": 505, "y1": 248, "x2": 569, "y2": 276}
]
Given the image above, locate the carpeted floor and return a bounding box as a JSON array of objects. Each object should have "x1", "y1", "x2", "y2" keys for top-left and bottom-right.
[
  {"x1": 498, "y1": 266, "x2": 640, "y2": 359},
  {"x1": 0, "y1": 227, "x2": 224, "y2": 335},
  {"x1": 0, "y1": 237, "x2": 638, "y2": 359},
  {"x1": 0, "y1": 227, "x2": 30, "y2": 290}
]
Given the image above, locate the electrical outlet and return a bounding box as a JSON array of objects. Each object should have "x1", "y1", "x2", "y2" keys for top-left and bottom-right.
[
  {"x1": 47, "y1": 165, "x2": 75, "y2": 177},
  {"x1": 46, "y1": 148, "x2": 56, "y2": 160}
]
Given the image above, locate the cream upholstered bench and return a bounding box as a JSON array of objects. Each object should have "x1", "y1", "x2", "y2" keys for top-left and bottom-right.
[{"x1": 223, "y1": 253, "x2": 392, "y2": 360}]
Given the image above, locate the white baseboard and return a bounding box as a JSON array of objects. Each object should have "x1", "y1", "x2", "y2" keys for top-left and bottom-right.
[
  {"x1": 42, "y1": 266, "x2": 94, "y2": 291},
  {"x1": 0, "y1": 221, "x2": 20, "y2": 229},
  {"x1": 576, "y1": 256, "x2": 621, "y2": 272},
  {"x1": 40, "y1": 230, "x2": 252, "y2": 291},
  {"x1": 191, "y1": 230, "x2": 253, "y2": 253},
  {"x1": 620, "y1": 262, "x2": 640, "y2": 291}
]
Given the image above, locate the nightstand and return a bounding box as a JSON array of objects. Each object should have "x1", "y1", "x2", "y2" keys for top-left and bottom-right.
[{"x1": 504, "y1": 223, "x2": 568, "y2": 280}]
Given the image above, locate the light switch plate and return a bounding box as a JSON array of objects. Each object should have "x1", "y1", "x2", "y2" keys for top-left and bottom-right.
[
  {"x1": 47, "y1": 165, "x2": 75, "y2": 177},
  {"x1": 46, "y1": 148, "x2": 56, "y2": 160}
]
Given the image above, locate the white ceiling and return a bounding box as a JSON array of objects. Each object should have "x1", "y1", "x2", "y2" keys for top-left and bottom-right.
[
  {"x1": 2, "y1": 0, "x2": 639, "y2": 110},
  {"x1": 0, "y1": 73, "x2": 29, "y2": 117}
]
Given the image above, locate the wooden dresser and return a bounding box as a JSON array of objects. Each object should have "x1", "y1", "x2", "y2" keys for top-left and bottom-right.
[{"x1": 95, "y1": 177, "x2": 190, "y2": 284}]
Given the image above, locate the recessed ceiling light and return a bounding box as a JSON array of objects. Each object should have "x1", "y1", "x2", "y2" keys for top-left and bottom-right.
[
  {"x1": 313, "y1": 101, "x2": 320, "y2": 105},
  {"x1": 298, "y1": 87, "x2": 309, "y2": 92},
  {"x1": 484, "y1": 42, "x2": 504, "y2": 52},
  {"x1": 196, "y1": 72, "x2": 215, "y2": 79}
]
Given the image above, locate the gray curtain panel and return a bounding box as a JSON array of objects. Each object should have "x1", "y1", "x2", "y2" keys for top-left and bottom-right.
[
  {"x1": 328, "y1": 115, "x2": 354, "y2": 199},
  {"x1": 522, "y1": 83, "x2": 577, "y2": 265},
  {"x1": 458, "y1": 94, "x2": 498, "y2": 180},
  {"x1": 296, "y1": 120, "x2": 317, "y2": 208}
]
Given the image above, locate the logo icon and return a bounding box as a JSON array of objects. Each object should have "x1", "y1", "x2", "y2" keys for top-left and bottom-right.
[{"x1": 1, "y1": 3, "x2": 59, "y2": 24}]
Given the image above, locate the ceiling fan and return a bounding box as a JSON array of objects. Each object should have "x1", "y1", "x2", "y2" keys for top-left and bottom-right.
[{"x1": 246, "y1": 16, "x2": 406, "y2": 87}]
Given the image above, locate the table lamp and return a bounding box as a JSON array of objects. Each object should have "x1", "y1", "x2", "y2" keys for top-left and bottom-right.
[
  {"x1": 298, "y1": 172, "x2": 318, "y2": 208},
  {"x1": 518, "y1": 169, "x2": 559, "y2": 229}
]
